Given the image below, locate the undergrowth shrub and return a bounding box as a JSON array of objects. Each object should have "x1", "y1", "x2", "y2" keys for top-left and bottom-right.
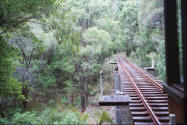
[
  {"x1": 58, "y1": 110, "x2": 88, "y2": 124},
  {"x1": 8, "y1": 107, "x2": 88, "y2": 124},
  {"x1": 0, "y1": 118, "x2": 11, "y2": 124},
  {"x1": 99, "y1": 111, "x2": 113, "y2": 124},
  {"x1": 12, "y1": 111, "x2": 38, "y2": 124}
]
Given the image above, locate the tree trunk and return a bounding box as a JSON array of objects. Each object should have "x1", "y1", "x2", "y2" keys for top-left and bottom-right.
[
  {"x1": 71, "y1": 93, "x2": 74, "y2": 103},
  {"x1": 85, "y1": 68, "x2": 89, "y2": 106},
  {"x1": 80, "y1": 69, "x2": 86, "y2": 112},
  {"x1": 77, "y1": 59, "x2": 86, "y2": 112},
  {"x1": 22, "y1": 85, "x2": 29, "y2": 110}
]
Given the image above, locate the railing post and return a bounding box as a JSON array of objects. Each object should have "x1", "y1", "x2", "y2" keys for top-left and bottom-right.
[
  {"x1": 114, "y1": 72, "x2": 120, "y2": 94},
  {"x1": 169, "y1": 114, "x2": 176, "y2": 125},
  {"x1": 120, "y1": 75, "x2": 122, "y2": 92},
  {"x1": 100, "y1": 70, "x2": 103, "y2": 97}
]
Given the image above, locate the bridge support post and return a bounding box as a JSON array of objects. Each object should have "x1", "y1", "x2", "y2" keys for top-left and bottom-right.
[
  {"x1": 114, "y1": 71, "x2": 132, "y2": 124},
  {"x1": 116, "y1": 106, "x2": 132, "y2": 125},
  {"x1": 100, "y1": 71, "x2": 103, "y2": 97},
  {"x1": 114, "y1": 71, "x2": 120, "y2": 94},
  {"x1": 169, "y1": 114, "x2": 176, "y2": 125},
  {"x1": 99, "y1": 66, "x2": 131, "y2": 124}
]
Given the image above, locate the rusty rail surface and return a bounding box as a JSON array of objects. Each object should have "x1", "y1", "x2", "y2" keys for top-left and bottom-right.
[
  {"x1": 123, "y1": 57, "x2": 163, "y2": 91},
  {"x1": 116, "y1": 55, "x2": 169, "y2": 125}
]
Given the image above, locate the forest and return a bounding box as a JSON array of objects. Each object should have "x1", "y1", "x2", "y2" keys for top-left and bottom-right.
[{"x1": 0, "y1": 0, "x2": 169, "y2": 124}]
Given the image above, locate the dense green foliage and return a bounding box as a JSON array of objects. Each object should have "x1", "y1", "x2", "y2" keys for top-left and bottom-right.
[
  {"x1": 0, "y1": 0, "x2": 54, "y2": 33},
  {"x1": 0, "y1": 107, "x2": 88, "y2": 124},
  {"x1": 0, "y1": 0, "x2": 167, "y2": 123},
  {"x1": 117, "y1": 0, "x2": 165, "y2": 80},
  {"x1": 0, "y1": 36, "x2": 24, "y2": 118},
  {"x1": 0, "y1": 37, "x2": 21, "y2": 98}
]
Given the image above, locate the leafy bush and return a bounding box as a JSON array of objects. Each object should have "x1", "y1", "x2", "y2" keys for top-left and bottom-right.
[
  {"x1": 0, "y1": 118, "x2": 11, "y2": 124},
  {"x1": 12, "y1": 111, "x2": 38, "y2": 124},
  {"x1": 59, "y1": 110, "x2": 88, "y2": 124},
  {"x1": 72, "y1": 96, "x2": 81, "y2": 107},
  {"x1": 1, "y1": 107, "x2": 23, "y2": 118},
  {"x1": 12, "y1": 108, "x2": 62, "y2": 125},
  {"x1": 99, "y1": 111, "x2": 113, "y2": 124},
  {"x1": 61, "y1": 96, "x2": 70, "y2": 105},
  {"x1": 36, "y1": 108, "x2": 63, "y2": 124},
  {"x1": 11, "y1": 107, "x2": 88, "y2": 124}
]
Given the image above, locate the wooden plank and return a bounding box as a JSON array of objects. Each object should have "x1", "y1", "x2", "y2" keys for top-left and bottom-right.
[
  {"x1": 131, "y1": 111, "x2": 148, "y2": 116},
  {"x1": 134, "y1": 122, "x2": 154, "y2": 125},
  {"x1": 130, "y1": 107, "x2": 146, "y2": 111},
  {"x1": 133, "y1": 116, "x2": 152, "y2": 122}
]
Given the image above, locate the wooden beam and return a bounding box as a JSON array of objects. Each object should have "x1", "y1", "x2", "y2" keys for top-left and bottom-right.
[
  {"x1": 99, "y1": 95, "x2": 131, "y2": 106},
  {"x1": 181, "y1": 0, "x2": 187, "y2": 124},
  {"x1": 164, "y1": 0, "x2": 180, "y2": 85},
  {"x1": 181, "y1": 0, "x2": 187, "y2": 97}
]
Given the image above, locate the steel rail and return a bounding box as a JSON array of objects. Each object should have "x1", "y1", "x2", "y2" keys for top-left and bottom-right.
[
  {"x1": 123, "y1": 57, "x2": 163, "y2": 91},
  {"x1": 117, "y1": 57, "x2": 161, "y2": 125}
]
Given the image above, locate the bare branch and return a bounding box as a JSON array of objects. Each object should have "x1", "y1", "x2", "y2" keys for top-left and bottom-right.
[
  {"x1": 15, "y1": 40, "x2": 25, "y2": 58},
  {"x1": 29, "y1": 21, "x2": 45, "y2": 25}
]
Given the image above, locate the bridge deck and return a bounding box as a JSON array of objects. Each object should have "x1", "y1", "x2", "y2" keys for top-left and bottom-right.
[{"x1": 116, "y1": 54, "x2": 169, "y2": 124}]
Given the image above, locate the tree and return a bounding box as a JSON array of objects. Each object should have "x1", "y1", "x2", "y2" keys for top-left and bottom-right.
[
  {"x1": 0, "y1": 36, "x2": 24, "y2": 117},
  {"x1": 0, "y1": 0, "x2": 54, "y2": 34},
  {"x1": 117, "y1": 0, "x2": 139, "y2": 55},
  {"x1": 0, "y1": 0, "x2": 61, "y2": 113},
  {"x1": 138, "y1": 0, "x2": 164, "y2": 29}
]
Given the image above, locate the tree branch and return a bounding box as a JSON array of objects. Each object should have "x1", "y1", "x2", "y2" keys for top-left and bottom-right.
[
  {"x1": 0, "y1": 15, "x2": 41, "y2": 34},
  {"x1": 28, "y1": 48, "x2": 36, "y2": 68},
  {"x1": 15, "y1": 40, "x2": 26, "y2": 61},
  {"x1": 0, "y1": 6, "x2": 52, "y2": 34},
  {"x1": 29, "y1": 21, "x2": 45, "y2": 25}
]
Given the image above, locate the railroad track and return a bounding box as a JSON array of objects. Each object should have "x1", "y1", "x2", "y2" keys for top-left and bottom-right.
[{"x1": 116, "y1": 55, "x2": 169, "y2": 125}]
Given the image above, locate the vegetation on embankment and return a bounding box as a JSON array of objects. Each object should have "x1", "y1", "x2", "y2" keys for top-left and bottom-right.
[{"x1": 0, "y1": 0, "x2": 168, "y2": 124}]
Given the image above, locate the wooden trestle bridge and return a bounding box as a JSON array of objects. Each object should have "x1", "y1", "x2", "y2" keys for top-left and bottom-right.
[
  {"x1": 99, "y1": 54, "x2": 170, "y2": 125},
  {"x1": 102, "y1": 2, "x2": 187, "y2": 124}
]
